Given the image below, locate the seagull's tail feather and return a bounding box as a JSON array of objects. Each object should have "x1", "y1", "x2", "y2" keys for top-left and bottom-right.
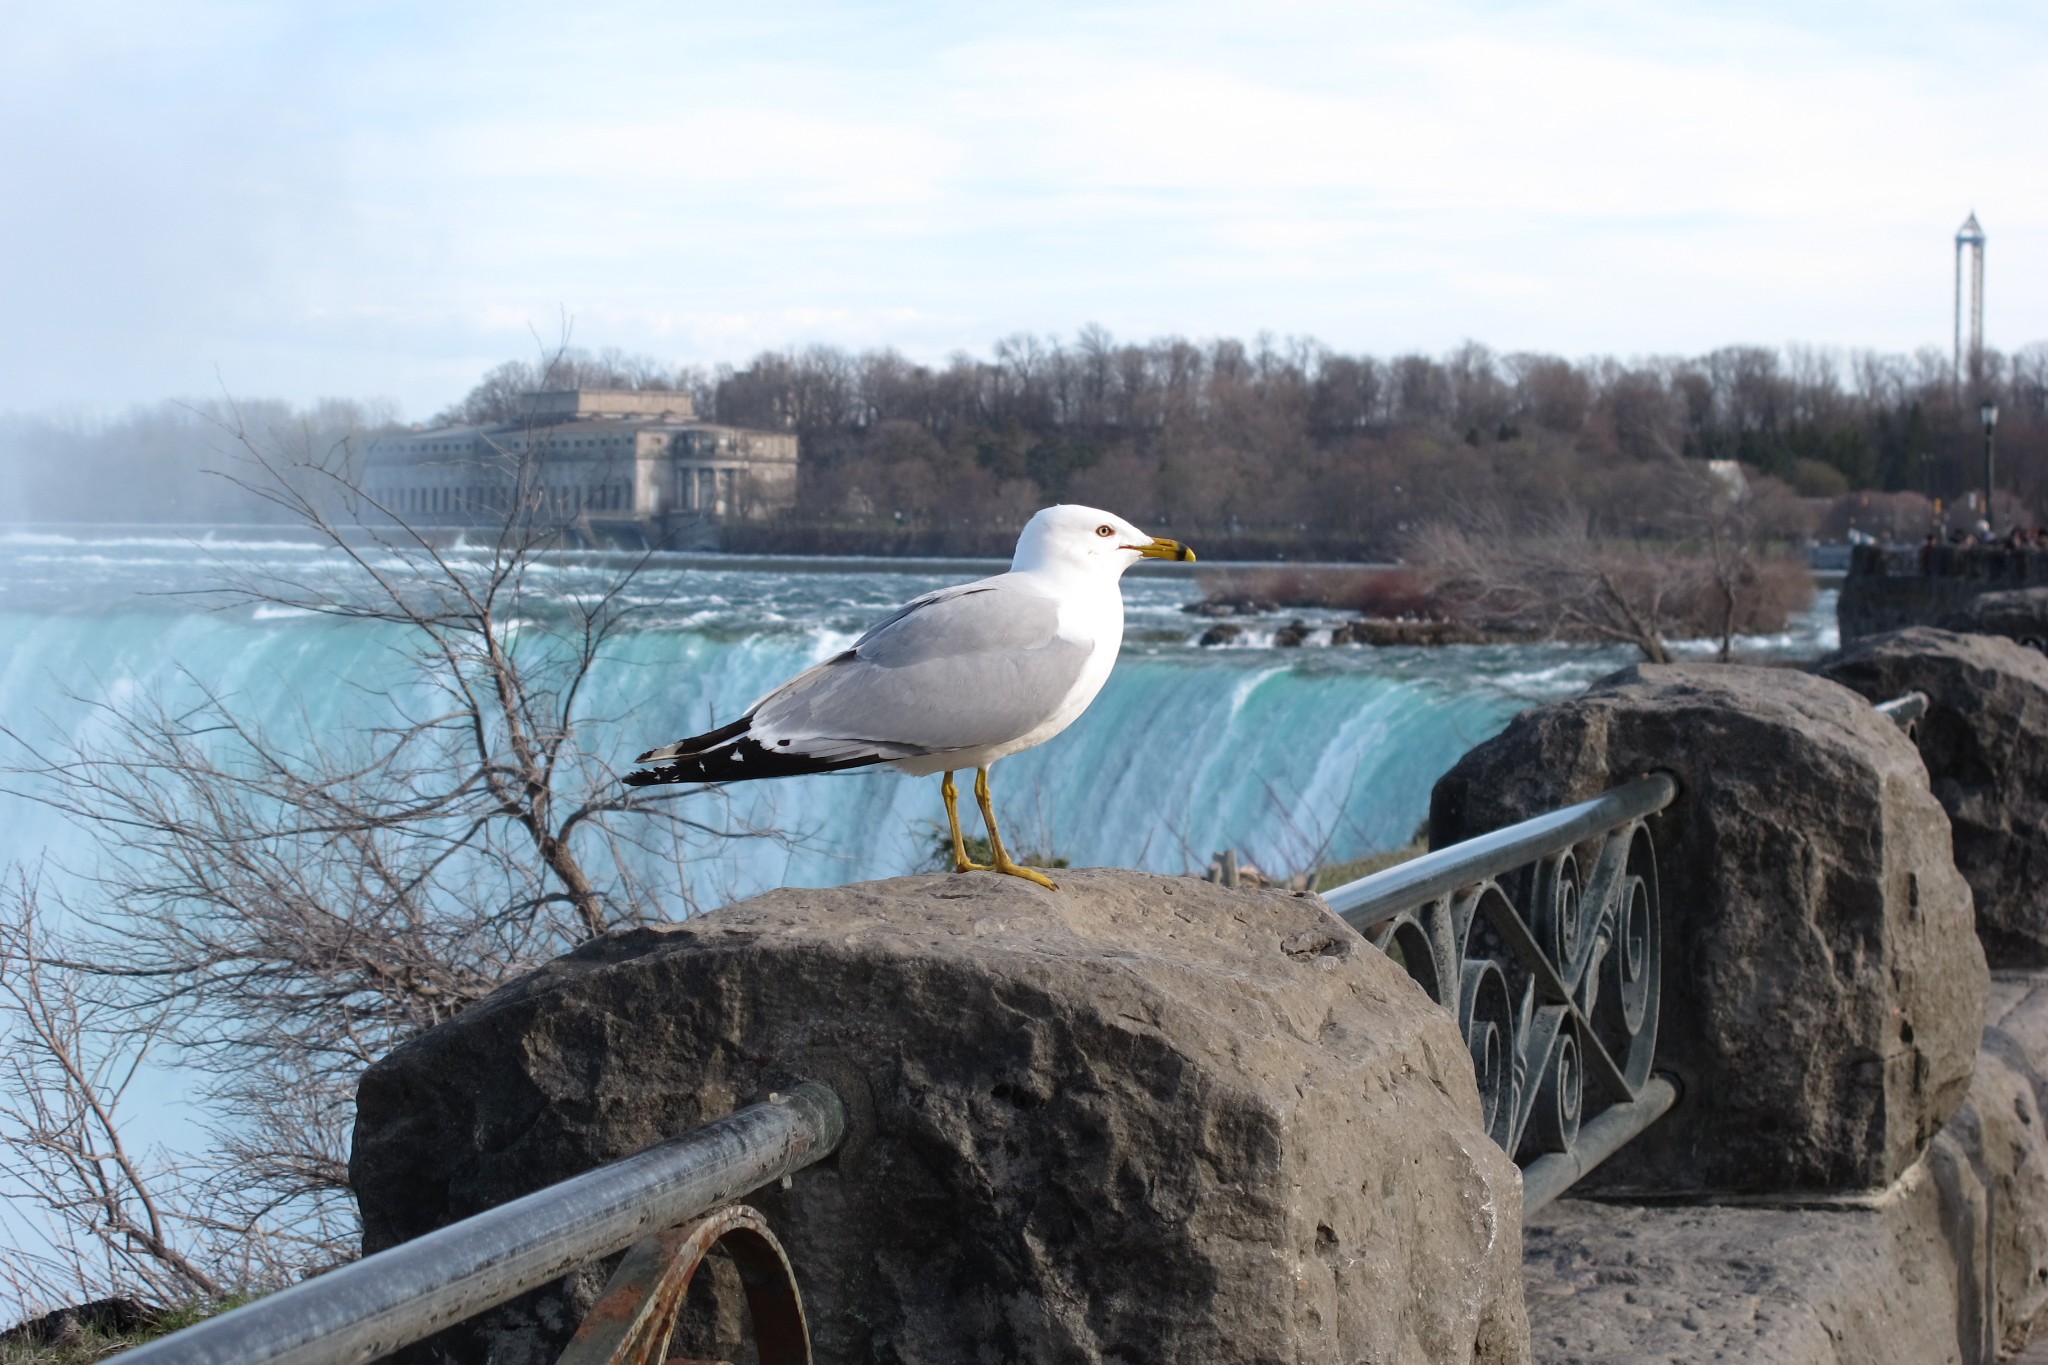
[
  {"x1": 634, "y1": 716, "x2": 753, "y2": 764},
  {"x1": 623, "y1": 738, "x2": 885, "y2": 787}
]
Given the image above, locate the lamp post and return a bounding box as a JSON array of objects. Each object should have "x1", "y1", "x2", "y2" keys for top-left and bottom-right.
[{"x1": 1981, "y1": 400, "x2": 2000, "y2": 531}]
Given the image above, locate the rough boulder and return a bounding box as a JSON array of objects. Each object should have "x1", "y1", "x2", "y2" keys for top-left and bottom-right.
[
  {"x1": 1819, "y1": 626, "x2": 2048, "y2": 966},
  {"x1": 1430, "y1": 664, "x2": 1986, "y2": 1195},
  {"x1": 1937, "y1": 586, "x2": 2048, "y2": 652},
  {"x1": 352, "y1": 869, "x2": 1531, "y2": 1365}
]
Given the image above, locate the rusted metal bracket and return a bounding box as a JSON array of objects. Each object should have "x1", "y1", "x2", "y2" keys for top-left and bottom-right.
[
  {"x1": 112, "y1": 1086, "x2": 843, "y2": 1365},
  {"x1": 558, "y1": 1205, "x2": 811, "y2": 1365}
]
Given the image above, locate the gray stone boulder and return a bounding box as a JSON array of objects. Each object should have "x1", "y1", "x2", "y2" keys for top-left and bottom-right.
[
  {"x1": 1521, "y1": 975, "x2": 2048, "y2": 1362},
  {"x1": 352, "y1": 869, "x2": 1531, "y2": 1365},
  {"x1": 1430, "y1": 664, "x2": 1986, "y2": 1195},
  {"x1": 1818, "y1": 627, "x2": 2048, "y2": 966},
  {"x1": 1937, "y1": 586, "x2": 2048, "y2": 652},
  {"x1": 1523, "y1": 1171, "x2": 1992, "y2": 1365},
  {"x1": 1980, "y1": 973, "x2": 2048, "y2": 1343}
]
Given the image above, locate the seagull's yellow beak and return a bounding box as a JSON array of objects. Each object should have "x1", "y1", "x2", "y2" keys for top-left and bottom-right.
[{"x1": 1132, "y1": 536, "x2": 1196, "y2": 562}]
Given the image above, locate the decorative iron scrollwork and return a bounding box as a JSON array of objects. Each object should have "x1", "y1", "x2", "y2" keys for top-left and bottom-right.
[{"x1": 1366, "y1": 819, "x2": 1660, "y2": 1166}]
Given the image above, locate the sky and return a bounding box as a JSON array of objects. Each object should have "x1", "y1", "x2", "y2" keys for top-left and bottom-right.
[{"x1": 1, "y1": 0, "x2": 2042, "y2": 421}]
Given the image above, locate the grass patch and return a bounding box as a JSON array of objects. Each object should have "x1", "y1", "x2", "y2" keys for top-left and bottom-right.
[
  {"x1": 1, "y1": 1297, "x2": 253, "y2": 1365},
  {"x1": 929, "y1": 831, "x2": 1069, "y2": 871},
  {"x1": 1, "y1": 1324, "x2": 135, "y2": 1365}
]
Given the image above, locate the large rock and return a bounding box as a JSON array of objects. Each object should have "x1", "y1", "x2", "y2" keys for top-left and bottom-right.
[
  {"x1": 1818, "y1": 628, "x2": 2048, "y2": 966},
  {"x1": 352, "y1": 869, "x2": 1530, "y2": 1365},
  {"x1": 1980, "y1": 973, "x2": 2048, "y2": 1344},
  {"x1": 1522, "y1": 975, "x2": 2048, "y2": 1363},
  {"x1": 1938, "y1": 587, "x2": 2048, "y2": 651},
  {"x1": 1523, "y1": 1168, "x2": 1993, "y2": 1365},
  {"x1": 1430, "y1": 664, "x2": 1986, "y2": 1195}
]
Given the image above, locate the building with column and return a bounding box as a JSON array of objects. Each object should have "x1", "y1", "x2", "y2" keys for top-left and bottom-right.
[{"x1": 361, "y1": 389, "x2": 798, "y2": 547}]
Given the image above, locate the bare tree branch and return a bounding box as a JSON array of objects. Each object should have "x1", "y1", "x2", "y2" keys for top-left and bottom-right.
[
  {"x1": 0, "y1": 872, "x2": 226, "y2": 1309},
  {"x1": 2, "y1": 387, "x2": 794, "y2": 1301},
  {"x1": 1405, "y1": 476, "x2": 1813, "y2": 665}
]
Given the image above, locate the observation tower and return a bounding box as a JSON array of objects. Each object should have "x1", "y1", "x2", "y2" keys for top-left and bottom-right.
[{"x1": 1956, "y1": 212, "x2": 1986, "y2": 385}]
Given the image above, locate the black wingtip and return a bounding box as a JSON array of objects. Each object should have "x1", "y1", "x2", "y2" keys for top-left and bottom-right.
[
  {"x1": 622, "y1": 739, "x2": 886, "y2": 788},
  {"x1": 634, "y1": 715, "x2": 754, "y2": 765}
]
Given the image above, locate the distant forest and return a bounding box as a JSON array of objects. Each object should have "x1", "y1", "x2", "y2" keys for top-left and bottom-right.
[{"x1": 7, "y1": 332, "x2": 2045, "y2": 555}]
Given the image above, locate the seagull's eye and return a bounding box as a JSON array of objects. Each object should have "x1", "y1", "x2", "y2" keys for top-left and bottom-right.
[{"x1": 1096, "y1": 525, "x2": 1115, "y2": 538}]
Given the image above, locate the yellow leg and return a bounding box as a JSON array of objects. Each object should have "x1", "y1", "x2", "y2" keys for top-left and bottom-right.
[
  {"x1": 974, "y1": 766, "x2": 1058, "y2": 890},
  {"x1": 942, "y1": 771, "x2": 989, "y2": 873}
]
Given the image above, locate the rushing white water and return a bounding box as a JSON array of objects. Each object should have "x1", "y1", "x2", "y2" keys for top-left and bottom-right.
[{"x1": 0, "y1": 527, "x2": 1839, "y2": 897}]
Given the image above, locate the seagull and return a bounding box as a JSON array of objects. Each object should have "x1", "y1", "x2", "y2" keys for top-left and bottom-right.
[{"x1": 624, "y1": 504, "x2": 1195, "y2": 888}]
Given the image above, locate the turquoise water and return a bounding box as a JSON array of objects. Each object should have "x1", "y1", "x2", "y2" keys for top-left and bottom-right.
[{"x1": 0, "y1": 527, "x2": 1837, "y2": 898}]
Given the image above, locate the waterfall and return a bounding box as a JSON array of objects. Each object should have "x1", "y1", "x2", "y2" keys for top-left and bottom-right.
[{"x1": 0, "y1": 531, "x2": 1834, "y2": 905}]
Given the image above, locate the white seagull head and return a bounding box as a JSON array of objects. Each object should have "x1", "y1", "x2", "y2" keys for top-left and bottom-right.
[{"x1": 1010, "y1": 504, "x2": 1195, "y2": 579}]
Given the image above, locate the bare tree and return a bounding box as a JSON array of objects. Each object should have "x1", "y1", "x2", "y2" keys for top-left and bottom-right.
[
  {"x1": 0, "y1": 872, "x2": 226, "y2": 1311},
  {"x1": 1639, "y1": 441, "x2": 1817, "y2": 662},
  {"x1": 1408, "y1": 470, "x2": 1814, "y2": 665},
  {"x1": 1409, "y1": 511, "x2": 1689, "y2": 663},
  {"x1": 1, "y1": 408, "x2": 784, "y2": 1300}
]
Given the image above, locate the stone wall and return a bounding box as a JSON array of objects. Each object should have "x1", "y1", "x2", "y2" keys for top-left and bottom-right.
[
  {"x1": 346, "y1": 645, "x2": 2047, "y2": 1361},
  {"x1": 1819, "y1": 628, "x2": 2048, "y2": 966},
  {"x1": 1840, "y1": 544, "x2": 2048, "y2": 641}
]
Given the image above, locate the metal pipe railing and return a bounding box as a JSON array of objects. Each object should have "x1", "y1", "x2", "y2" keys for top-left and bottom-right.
[
  {"x1": 1520, "y1": 1075, "x2": 1679, "y2": 1215},
  {"x1": 119, "y1": 1083, "x2": 845, "y2": 1365},
  {"x1": 1876, "y1": 691, "x2": 1930, "y2": 729},
  {"x1": 1323, "y1": 773, "x2": 1679, "y2": 933},
  {"x1": 1321, "y1": 774, "x2": 1681, "y2": 1209}
]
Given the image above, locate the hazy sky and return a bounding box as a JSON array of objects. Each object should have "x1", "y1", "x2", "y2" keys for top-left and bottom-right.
[{"x1": 2, "y1": 0, "x2": 2040, "y2": 420}]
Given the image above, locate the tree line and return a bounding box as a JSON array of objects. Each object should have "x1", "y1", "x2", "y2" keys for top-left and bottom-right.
[
  {"x1": 5, "y1": 333, "x2": 2044, "y2": 551},
  {"x1": 444, "y1": 331, "x2": 2048, "y2": 553}
]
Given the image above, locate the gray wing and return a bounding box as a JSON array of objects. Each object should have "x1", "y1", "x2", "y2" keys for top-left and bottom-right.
[{"x1": 748, "y1": 575, "x2": 1092, "y2": 760}]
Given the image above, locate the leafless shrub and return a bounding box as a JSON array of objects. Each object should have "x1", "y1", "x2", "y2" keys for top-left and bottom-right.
[
  {"x1": 1410, "y1": 515, "x2": 1812, "y2": 664},
  {"x1": 1406, "y1": 450, "x2": 1815, "y2": 664},
  {"x1": 0, "y1": 872, "x2": 227, "y2": 1313},
  {"x1": 1409, "y1": 514, "x2": 1693, "y2": 663},
  {"x1": 1, "y1": 402, "x2": 787, "y2": 1303}
]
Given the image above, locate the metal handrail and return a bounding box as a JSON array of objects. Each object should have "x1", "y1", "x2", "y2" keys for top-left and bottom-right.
[
  {"x1": 120, "y1": 1084, "x2": 845, "y2": 1365},
  {"x1": 1875, "y1": 691, "x2": 1930, "y2": 729},
  {"x1": 1323, "y1": 773, "x2": 1679, "y2": 933},
  {"x1": 1520, "y1": 1076, "x2": 1679, "y2": 1211},
  {"x1": 1321, "y1": 772, "x2": 1681, "y2": 1214}
]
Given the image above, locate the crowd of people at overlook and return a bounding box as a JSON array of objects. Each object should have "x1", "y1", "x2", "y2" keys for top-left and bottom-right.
[{"x1": 1918, "y1": 523, "x2": 2048, "y2": 576}]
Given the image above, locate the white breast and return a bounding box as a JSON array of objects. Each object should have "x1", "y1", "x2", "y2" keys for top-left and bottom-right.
[{"x1": 889, "y1": 576, "x2": 1124, "y2": 775}]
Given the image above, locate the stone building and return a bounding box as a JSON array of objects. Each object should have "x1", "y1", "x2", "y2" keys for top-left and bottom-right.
[{"x1": 361, "y1": 388, "x2": 797, "y2": 548}]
